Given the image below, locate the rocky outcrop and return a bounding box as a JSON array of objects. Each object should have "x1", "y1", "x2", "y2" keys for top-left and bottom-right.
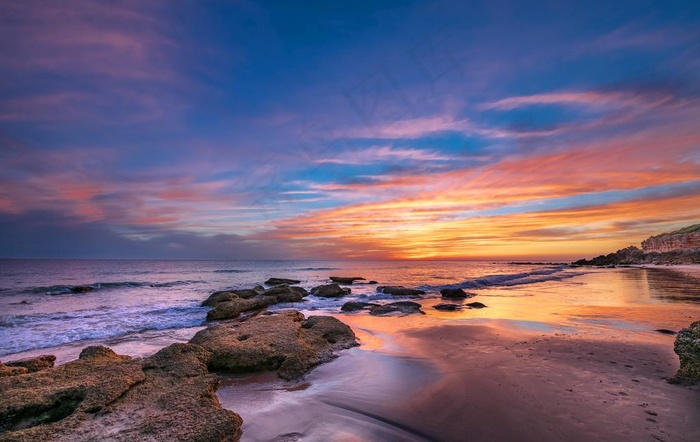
[
  {"x1": 642, "y1": 224, "x2": 700, "y2": 252},
  {"x1": 310, "y1": 283, "x2": 350, "y2": 298},
  {"x1": 265, "y1": 278, "x2": 300, "y2": 286},
  {"x1": 329, "y1": 276, "x2": 365, "y2": 284},
  {"x1": 377, "y1": 286, "x2": 426, "y2": 296},
  {"x1": 669, "y1": 321, "x2": 700, "y2": 385},
  {"x1": 440, "y1": 288, "x2": 475, "y2": 299},
  {"x1": 574, "y1": 224, "x2": 700, "y2": 265},
  {"x1": 369, "y1": 301, "x2": 424, "y2": 316},
  {"x1": 0, "y1": 345, "x2": 242, "y2": 441},
  {"x1": 466, "y1": 302, "x2": 487, "y2": 309},
  {"x1": 204, "y1": 284, "x2": 308, "y2": 321},
  {"x1": 190, "y1": 311, "x2": 357, "y2": 380},
  {"x1": 434, "y1": 303, "x2": 460, "y2": 311},
  {"x1": 3, "y1": 355, "x2": 55, "y2": 373},
  {"x1": 341, "y1": 301, "x2": 379, "y2": 312},
  {"x1": 0, "y1": 363, "x2": 27, "y2": 377}
]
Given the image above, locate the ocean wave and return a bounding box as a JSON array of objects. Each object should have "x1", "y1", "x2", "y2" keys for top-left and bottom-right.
[
  {"x1": 294, "y1": 267, "x2": 339, "y2": 271},
  {"x1": 24, "y1": 280, "x2": 204, "y2": 295},
  {"x1": 0, "y1": 303, "x2": 208, "y2": 357},
  {"x1": 432, "y1": 267, "x2": 585, "y2": 291},
  {"x1": 212, "y1": 269, "x2": 252, "y2": 273}
]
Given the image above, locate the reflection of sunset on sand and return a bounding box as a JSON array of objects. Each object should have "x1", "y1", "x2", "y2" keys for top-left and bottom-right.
[{"x1": 219, "y1": 267, "x2": 700, "y2": 441}]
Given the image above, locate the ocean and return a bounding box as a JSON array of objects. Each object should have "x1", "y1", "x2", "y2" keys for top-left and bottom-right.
[{"x1": 1, "y1": 259, "x2": 698, "y2": 361}]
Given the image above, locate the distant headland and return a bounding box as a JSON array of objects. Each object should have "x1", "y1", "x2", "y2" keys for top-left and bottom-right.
[{"x1": 574, "y1": 223, "x2": 700, "y2": 266}]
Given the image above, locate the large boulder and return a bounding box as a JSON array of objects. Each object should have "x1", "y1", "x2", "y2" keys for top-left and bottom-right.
[
  {"x1": 329, "y1": 276, "x2": 366, "y2": 284},
  {"x1": 670, "y1": 321, "x2": 700, "y2": 385},
  {"x1": 202, "y1": 288, "x2": 263, "y2": 306},
  {"x1": 440, "y1": 288, "x2": 475, "y2": 299},
  {"x1": 377, "y1": 286, "x2": 425, "y2": 296},
  {"x1": 263, "y1": 284, "x2": 307, "y2": 302},
  {"x1": 0, "y1": 344, "x2": 242, "y2": 441},
  {"x1": 190, "y1": 311, "x2": 357, "y2": 380},
  {"x1": 311, "y1": 283, "x2": 350, "y2": 298},
  {"x1": 265, "y1": 278, "x2": 301, "y2": 286},
  {"x1": 3, "y1": 355, "x2": 55, "y2": 373},
  {"x1": 369, "y1": 301, "x2": 424, "y2": 316},
  {"x1": 206, "y1": 295, "x2": 278, "y2": 321}
]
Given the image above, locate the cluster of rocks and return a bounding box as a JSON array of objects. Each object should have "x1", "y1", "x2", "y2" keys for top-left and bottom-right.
[
  {"x1": 0, "y1": 308, "x2": 358, "y2": 441},
  {"x1": 204, "y1": 284, "x2": 308, "y2": 321}
]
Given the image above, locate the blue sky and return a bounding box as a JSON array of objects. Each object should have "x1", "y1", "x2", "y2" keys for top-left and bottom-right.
[{"x1": 0, "y1": 0, "x2": 699, "y2": 259}]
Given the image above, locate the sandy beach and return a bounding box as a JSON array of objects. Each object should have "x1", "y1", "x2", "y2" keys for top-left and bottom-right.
[{"x1": 216, "y1": 267, "x2": 700, "y2": 442}]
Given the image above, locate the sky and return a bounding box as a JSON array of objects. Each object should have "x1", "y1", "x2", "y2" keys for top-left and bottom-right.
[{"x1": 0, "y1": 0, "x2": 699, "y2": 260}]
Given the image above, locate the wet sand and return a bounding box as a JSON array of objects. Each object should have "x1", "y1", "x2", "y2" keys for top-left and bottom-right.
[{"x1": 217, "y1": 267, "x2": 700, "y2": 442}]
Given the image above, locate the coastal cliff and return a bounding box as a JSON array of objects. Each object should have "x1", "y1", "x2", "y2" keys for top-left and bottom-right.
[
  {"x1": 574, "y1": 223, "x2": 700, "y2": 266},
  {"x1": 641, "y1": 224, "x2": 700, "y2": 252}
]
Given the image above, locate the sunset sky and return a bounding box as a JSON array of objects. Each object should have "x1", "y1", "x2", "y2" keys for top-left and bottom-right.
[{"x1": 1, "y1": 0, "x2": 699, "y2": 260}]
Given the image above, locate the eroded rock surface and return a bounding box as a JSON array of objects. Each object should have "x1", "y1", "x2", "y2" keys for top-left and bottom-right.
[
  {"x1": 670, "y1": 321, "x2": 700, "y2": 385},
  {"x1": 0, "y1": 345, "x2": 242, "y2": 441},
  {"x1": 205, "y1": 284, "x2": 308, "y2": 321},
  {"x1": 3, "y1": 355, "x2": 55, "y2": 373},
  {"x1": 311, "y1": 283, "x2": 350, "y2": 298},
  {"x1": 265, "y1": 278, "x2": 301, "y2": 286},
  {"x1": 190, "y1": 311, "x2": 357, "y2": 380}
]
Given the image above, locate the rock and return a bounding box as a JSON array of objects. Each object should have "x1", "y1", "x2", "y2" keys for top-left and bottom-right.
[
  {"x1": 190, "y1": 310, "x2": 357, "y2": 380},
  {"x1": 263, "y1": 284, "x2": 307, "y2": 302},
  {"x1": 206, "y1": 295, "x2": 278, "y2": 321},
  {"x1": 71, "y1": 285, "x2": 93, "y2": 293},
  {"x1": 311, "y1": 283, "x2": 350, "y2": 298},
  {"x1": 369, "y1": 301, "x2": 424, "y2": 316},
  {"x1": 329, "y1": 276, "x2": 366, "y2": 284},
  {"x1": 0, "y1": 344, "x2": 242, "y2": 441},
  {"x1": 0, "y1": 364, "x2": 28, "y2": 377},
  {"x1": 642, "y1": 224, "x2": 700, "y2": 252},
  {"x1": 367, "y1": 280, "x2": 378, "y2": 284},
  {"x1": 265, "y1": 278, "x2": 301, "y2": 286},
  {"x1": 341, "y1": 301, "x2": 379, "y2": 312},
  {"x1": 3, "y1": 355, "x2": 56, "y2": 373},
  {"x1": 377, "y1": 286, "x2": 426, "y2": 296},
  {"x1": 466, "y1": 302, "x2": 487, "y2": 309},
  {"x1": 669, "y1": 321, "x2": 700, "y2": 385},
  {"x1": 440, "y1": 288, "x2": 475, "y2": 299},
  {"x1": 434, "y1": 303, "x2": 460, "y2": 311},
  {"x1": 202, "y1": 290, "x2": 238, "y2": 307},
  {"x1": 655, "y1": 329, "x2": 677, "y2": 335}
]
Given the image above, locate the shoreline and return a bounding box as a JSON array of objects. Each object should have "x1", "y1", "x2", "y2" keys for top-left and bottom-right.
[{"x1": 216, "y1": 314, "x2": 700, "y2": 441}]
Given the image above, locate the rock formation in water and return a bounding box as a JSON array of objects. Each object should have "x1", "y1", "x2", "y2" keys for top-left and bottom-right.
[
  {"x1": 190, "y1": 311, "x2": 358, "y2": 380},
  {"x1": 669, "y1": 321, "x2": 700, "y2": 385},
  {"x1": 574, "y1": 223, "x2": 700, "y2": 265},
  {"x1": 0, "y1": 345, "x2": 243, "y2": 441}
]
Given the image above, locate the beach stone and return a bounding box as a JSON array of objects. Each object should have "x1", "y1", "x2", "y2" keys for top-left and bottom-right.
[
  {"x1": 329, "y1": 276, "x2": 366, "y2": 284},
  {"x1": 311, "y1": 283, "x2": 350, "y2": 298},
  {"x1": 367, "y1": 280, "x2": 378, "y2": 284},
  {"x1": 0, "y1": 343, "x2": 242, "y2": 441},
  {"x1": 369, "y1": 301, "x2": 424, "y2": 316},
  {"x1": 341, "y1": 301, "x2": 379, "y2": 312},
  {"x1": 434, "y1": 303, "x2": 461, "y2": 311},
  {"x1": 190, "y1": 310, "x2": 357, "y2": 380},
  {"x1": 655, "y1": 329, "x2": 676, "y2": 335},
  {"x1": 377, "y1": 286, "x2": 426, "y2": 296},
  {"x1": 670, "y1": 321, "x2": 700, "y2": 385},
  {"x1": 466, "y1": 302, "x2": 487, "y2": 309},
  {"x1": 206, "y1": 295, "x2": 277, "y2": 321},
  {"x1": 440, "y1": 288, "x2": 475, "y2": 299},
  {"x1": 265, "y1": 278, "x2": 301, "y2": 286},
  {"x1": 263, "y1": 284, "x2": 307, "y2": 302},
  {"x1": 3, "y1": 355, "x2": 56, "y2": 373}
]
